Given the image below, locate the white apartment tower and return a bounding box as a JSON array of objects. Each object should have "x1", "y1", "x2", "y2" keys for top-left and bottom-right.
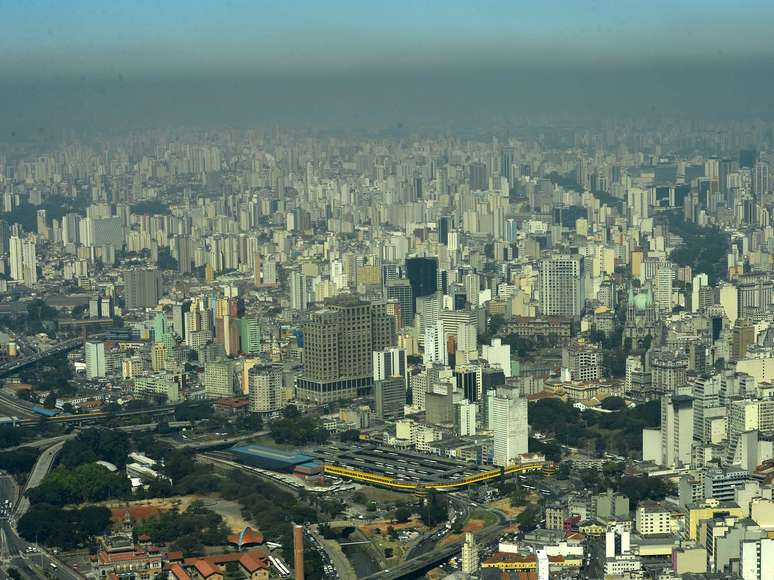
[
  {"x1": 539, "y1": 255, "x2": 583, "y2": 317},
  {"x1": 492, "y1": 387, "x2": 528, "y2": 467}
]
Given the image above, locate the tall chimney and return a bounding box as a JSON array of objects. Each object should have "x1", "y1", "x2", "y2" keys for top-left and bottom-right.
[{"x1": 293, "y1": 524, "x2": 304, "y2": 580}]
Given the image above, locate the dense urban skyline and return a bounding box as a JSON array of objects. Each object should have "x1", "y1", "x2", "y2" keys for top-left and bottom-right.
[{"x1": 3, "y1": 3, "x2": 774, "y2": 580}]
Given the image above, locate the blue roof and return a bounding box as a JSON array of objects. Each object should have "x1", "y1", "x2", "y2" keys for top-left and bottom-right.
[{"x1": 229, "y1": 444, "x2": 314, "y2": 466}]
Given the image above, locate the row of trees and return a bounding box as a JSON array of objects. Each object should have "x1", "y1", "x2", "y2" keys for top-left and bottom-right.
[
  {"x1": 27, "y1": 463, "x2": 131, "y2": 505},
  {"x1": 17, "y1": 504, "x2": 111, "y2": 549}
]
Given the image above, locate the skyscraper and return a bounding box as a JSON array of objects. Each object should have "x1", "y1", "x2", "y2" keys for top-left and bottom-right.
[
  {"x1": 753, "y1": 160, "x2": 769, "y2": 197},
  {"x1": 174, "y1": 234, "x2": 193, "y2": 274},
  {"x1": 492, "y1": 387, "x2": 528, "y2": 467},
  {"x1": 204, "y1": 359, "x2": 236, "y2": 398},
  {"x1": 405, "y1": 256, "x2": 438, "y2": 308},
  {"x1": 297, "y1": 295, "x2": 395, "y2": 403},
  {"x1": 659, "y1": 394, "x2": 694, "y2": 468},
  {"x1": 732, "y1": 319, "x2": 756, "y2": 361},
  {"x1": 85, "y1": 341, "x2": 106, "y2": 379},
  {"x1": 289, "y1": 271, "x2": 308, "y2": 311},
  {"x1": 461, "y1": 532, "x2": 479, "y2": 574},
  {"x1": 248, "y1": 364, "x2": 283, "y2": 413},
  {"x1": 239, "y1": 317, "x2": 261, "y2": 354},
  {"x1": 539, "y1": 255, "x2": 583, "y2": 318},
  {"x1": 374, "y1": 377, "x2": 405, "y2": 420},
  {"x1": 438, "y1": 215, "x2": 450, "y2": 246},
  {"x1": 9, "y1": 235, "x2": 37, "y2": 287},
  {"x1": 125, "y1": 269, "x2": 162, "y2": 309},
  {"x1": 385, "y1": 279, "x2": 414, "y2": 328},
  {"x1": 373, "y1": 347, "x2": 407, "y2": 386}
]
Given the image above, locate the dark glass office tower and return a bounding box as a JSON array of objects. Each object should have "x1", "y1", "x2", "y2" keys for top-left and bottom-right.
[{"x1": 405, "y1": 256, "x2": 438, "y2": 307}]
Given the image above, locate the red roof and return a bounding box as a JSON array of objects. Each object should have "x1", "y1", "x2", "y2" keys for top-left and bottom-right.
[
  {"x1": 169, "y1": 564, "x2": 192, "y2": 580},
  {"x1": 194, "y1": 560, "x2": 221, "y2": 578},
  {"x1": 227, "y1": 527, "x2": 265, "y2": 547}
]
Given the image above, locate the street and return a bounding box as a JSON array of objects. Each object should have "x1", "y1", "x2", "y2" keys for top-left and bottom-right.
[{"x1": 0, "y1": 472, "x2": 80, "y2": 580}]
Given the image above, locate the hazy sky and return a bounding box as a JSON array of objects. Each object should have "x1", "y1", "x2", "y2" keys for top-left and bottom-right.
[
  {"x1": 4, "y1": 0, "x2": 774, "y2": 78},
  {"x1": 2, "y1": 0, "x2": 774, "y2": 134}
]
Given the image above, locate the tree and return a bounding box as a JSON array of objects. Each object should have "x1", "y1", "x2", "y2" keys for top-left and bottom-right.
[
  {"x1": 516, "y1": 505, "x2": 540, "y2": 532},
  {"x1": 556, "y1": 461, "x2": 572, "y2": 480},
  {"x1": 601, "y1": 396, "x2": 626, "y2": 411},
  {"x1": 418, "y1": 494, "x2": 448, "y2": 527},
  {"x1": 394, "y1": 506, "x2": 412, "y2": 523},
  {"x1": 18, "y1": 504, "x2": 111, "y2": 548},
  {"x1": 0, "y1": 426, "x2": 22, "y2": 448},
  {"x1": 0, "y1": 448, "x2": 40, "y2": 474},
  {"x1": 339, "y1": 429, "x2": 360, "y2": 442}
]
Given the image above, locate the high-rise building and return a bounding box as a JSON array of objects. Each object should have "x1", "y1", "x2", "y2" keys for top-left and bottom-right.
[
  {"x1": 438, "y1": 215, "x2": 450, "y2": 246},
  {"x1": 461, "y1": 532, "x2": 479, "y2": 574},
  {"x1": 651, "y1": 350, "x2": 688, "y2": 396},
  {"x1": 373, "y1": 348, "x2": 407, "y2": 386},
  {"x1": 740, "y1": 537, "x2": 774, "y2": 580},
  {"x1": 660, "y1": 394, "x2": 694, "y2": 468},
  {"x1": 248, "y1": 364, "x2": 283, "y2": 413},
  {"x1": 469, "y1": 161, "x2": 488, "y2": 191},
  {"x1": 374, "y1": 377, "x2": 405, "y2": 420},
  {"x1": 539, "y1": 255, "x2": 583, "y2": 317},
  {"x1": 732, "y1": 319, "x2": 756, "y2": 361},
  {"x1": 753, "y1": 160, "x2": 769, "y2": 197},
  {"x1": 85, "y1": 341, "x2": 107, "y2": 379},
  {"x1": 174, "y1": 235, "x2": 193, "y2": 274},
  {"x1": 454, "y1": 400, "x2": 477, "y2": 436},
  {"x1": 385, "y1": 279, "x2": 414, "y2": 328},
  {"x1": 204, "y1": 360, "x2": 236, "y2": 398},
  {"x1": 405, "y1": 256, "x2": 438, "y2": 308},
  {"x1": 125, "y1": 269, "x2": 162, "y2": 309},
  {"x1": 297, "y1": 295, "x2": 395, "y2": 403},
  {"x1": 239, "y1": 317, "x2": 261, "y2": 354},
  {"x1": 482, "y1": 338, "x2": 511, "y2": 378},
  {"x1": 492, "y1": 387, "x2": 528, "y2": 467},
  {"x1": 9, "y1": 235, "x2": 37, "y2": 287},
  {"x1": 289, "y1": 271, "x2": 308, "y2": 311},
  {"x1": 562, "y1": 339, "x2": 602, "y2": 382},
  {"x1": 654, "y1": 263, "x2": 673, "y2": 314}
]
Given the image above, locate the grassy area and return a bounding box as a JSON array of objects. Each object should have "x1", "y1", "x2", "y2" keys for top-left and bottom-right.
[
  {"x1": 466, "y1": 509, "x2": 497, "y2": 529},
  {"x1": 356, "y1": 486, "x2": 410, "y2": 504}
]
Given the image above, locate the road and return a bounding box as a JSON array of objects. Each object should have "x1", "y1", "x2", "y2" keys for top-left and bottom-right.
[
  {"x1": 14, "y1": 441, "x2": 65, "y2": 521},
  {"x1": 0, "y1": 471, "x2": 80, "y2": 580}
]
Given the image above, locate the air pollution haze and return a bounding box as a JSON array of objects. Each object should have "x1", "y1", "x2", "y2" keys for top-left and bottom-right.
[{"x1": 2, "y1": 0, "x2": 774, "y2": 136}]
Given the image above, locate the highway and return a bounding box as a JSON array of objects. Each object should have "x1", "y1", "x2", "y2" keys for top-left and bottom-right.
[
  {"x1": 0, "y1": 468, "x2": 81, "y2": 580},
  {"x1": 0, "y1": 338, "x2": 84, "y2": 381},
  {"x1": 361, "y1": 519, "x2": 510, "y2": 580},
  {"x1": 14, "y1": 441, "x2": 65, "y2": 521}
]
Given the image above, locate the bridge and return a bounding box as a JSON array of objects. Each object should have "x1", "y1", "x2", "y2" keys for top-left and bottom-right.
[
  {"x1": 0, "y1": 337, "x2": 85, "y2": 379},
  {"x1": 361, "y1": 521, "x2": 510, "y2": 579},
  {"x1": 323, "y1": 460, "x2": 555, "y2": 494},
  {"x1": 14, "y1": 406, "x2": 177, "y2": 427}
]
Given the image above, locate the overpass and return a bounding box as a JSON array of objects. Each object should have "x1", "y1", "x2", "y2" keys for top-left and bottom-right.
[
  {"x1": 15, "y1": 406, "x2": 177, "y2": 427},
  {"x1": 0, "y1": 337, "x2": 85, "y2": 379},
  {"x1": 323, "y1": 460, "x2": 555, "y2": 494},
  {"x1": 361, "y1": 521, "x2": 510, "y2": 579}
]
